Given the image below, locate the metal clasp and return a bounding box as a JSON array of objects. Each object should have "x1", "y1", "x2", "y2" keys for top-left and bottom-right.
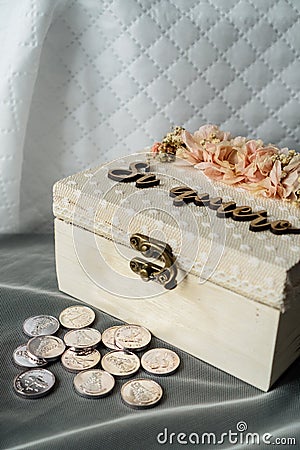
[{"x1": 129, "y1": 233, "x2": 177, "y2": 290}]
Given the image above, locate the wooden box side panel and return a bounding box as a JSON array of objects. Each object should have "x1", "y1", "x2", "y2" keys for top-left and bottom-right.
[
  {"x1": 54, "y1": 219, "x2": 281, "y2": 391},
  {"x1": 271, "y1": 299, "x2": 300, "y2": 386}
]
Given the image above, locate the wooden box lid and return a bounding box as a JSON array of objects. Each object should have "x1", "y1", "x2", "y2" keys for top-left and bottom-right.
[{"x1": 53, "y1": 154, "x2": 300, "y2": 312}]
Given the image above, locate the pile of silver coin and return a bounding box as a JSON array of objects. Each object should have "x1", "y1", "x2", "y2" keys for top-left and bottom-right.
[{"x1": 13, "y1": 305, "x2": 180, "y2": 408}]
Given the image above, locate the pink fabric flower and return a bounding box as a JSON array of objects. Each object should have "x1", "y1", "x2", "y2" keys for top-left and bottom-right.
[
  {"x1": 240, "y1": 145, "x2": 277, "y2": 184},
  {"x1": 245, "y1": 154, "x2": 300, "y2": 200},
  {"x1": 151, "y1": 142, "x2": 160, "y2": 154},
  {"x1": 192, "y1": 124, "x2": 231, "y2": 143},
  {"x1": 181, "y1": 130, "x2": 206, "y2": 163},
  {"x1": 280, "y1": 155, "x2": 300, "y2": 200},
  {"x1": 282, "y1": 170, "x2": 299, "y2": 200},
  {"x1": 179, "y1": 124, "x2": 300, "y2": 203}
]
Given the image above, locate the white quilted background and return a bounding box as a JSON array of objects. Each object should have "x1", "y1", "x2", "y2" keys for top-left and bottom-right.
[{"x1": 0, "y1": 0, "x2": 300, "y2": 232}]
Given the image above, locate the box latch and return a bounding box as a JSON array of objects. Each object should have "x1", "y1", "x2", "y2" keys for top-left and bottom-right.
[{"x1": 129, "y1": 233, "x2": 177, "y2": 290}]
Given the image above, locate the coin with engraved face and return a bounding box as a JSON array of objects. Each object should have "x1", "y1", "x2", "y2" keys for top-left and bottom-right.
[
  {"x1": 141, "y1": 348, "x2": 180, "y2": 375},
  {"x1": 115, "y1": 325, "x2": 151, "y2": 351},
  {"x1": 27, "y1": 335, "x2": 65, "y2": 360},
  {"x1": 121, "y1": 379, "x2": 163, "y2": 409},
  {"x1": 13, "y1": 344, "x2": 47, "y2": 368},
  {"x1": 73, "y1": 369, "x2": 115, "y2": 398},
  {"x1": 14, "y1": 369, "x2": 56, "y2": 398},
  {"x1": 61, "y1": 349, "x2": 101, "y2": 372},
  {"x1": 101, "y1": 350, "x2": 140, "y2": 378},
  {"x1": 59, "y1": 306, "x2": 95, "y2": 329},
  {"x1": 23, "y1": 315, "x2": 60, "y2": 337},
  {"x1": 63, "y1": 328, "x2": 101, "y2": 350},
  {"x1": 101, "y1": 326, "x2": 122, "y2": 350}
]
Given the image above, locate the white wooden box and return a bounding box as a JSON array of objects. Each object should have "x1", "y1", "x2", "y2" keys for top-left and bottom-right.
[{"x1": 53, "y1": 154, "x2": 300, "y2": 391}]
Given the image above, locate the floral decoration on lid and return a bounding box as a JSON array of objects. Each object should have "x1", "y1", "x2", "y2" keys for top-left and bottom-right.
[{"x1": 151, "y1": 124, "x2": 300, "y2": 205}]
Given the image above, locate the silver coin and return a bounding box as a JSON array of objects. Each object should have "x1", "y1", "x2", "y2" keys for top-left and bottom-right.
[
  {"x1": 121, "y1": 378, "x2": 163, "y2": 409},
  {"x1": 101, "y1": 350, "x2": 140, "y2": 378},
  {"x1": 63, "y1": 328, "x2": 101, "y2": 350},
  {"x1": 101, "y1": 326, "x2": 122, "y2": 350},
  {"x1": 61, "y1": 348, "x2": 101, "y2": 372},
  {"x1": 23, "y1": 315, "x2": 59, "y2": 337},
  {"x1": 141, "y1": 348, "x2": 180, "y2": 375},
  {"x1": 13, "y1": 344, "x2": 47, "y2": 368},
  {"x1": 14, "y1": 368, "x2": 55, "y2": 399},
  {"x1": 115, "y1": 325, "x2": 152, "y2": 351},
  {"x1": 73, "y1": 369, "x2": 115, "y2": 398},
  {"x1": 59, "y1": 305, "x2": 95, "y2": 329},
  {"x1": 27, "y1": 335, "x2": 65, "y2": 360}
]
